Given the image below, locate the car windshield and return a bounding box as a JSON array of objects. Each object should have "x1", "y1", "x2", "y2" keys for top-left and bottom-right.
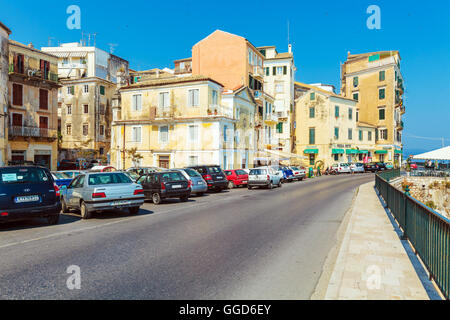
[
  {"x1": 291, "y1": 167, "x2": 299, "y2": 170},
  {"x1": 250, "y1": 169, "x2": 266, "y2": 175},
  {"x1": 236, "y1": 170, "x2": 247, "y2": 175},
  {"x1": 88, "y1": 173, "x2": 132, "y2": 185},
  {"x1": 224, "y1": 171, "x2": 232, "y2": 176},
  {"x1": 160, "y1": 172, "x2": 186, "y2": 182},
  {"x1": 207, "y1": 166, "x2": 222, "y2": 174},
  {"x1": 183, "y1": 168, "x2": 201, "y2": 178},
  {"x1": 0, "y1": 167, "x2": 50, "y2": 184},
  {"x1": 53, "y1": 172, "x2": 71, "y2": 179},
  {"x1": 126, "y1": 172, "x2": 139, "y2": 180}
]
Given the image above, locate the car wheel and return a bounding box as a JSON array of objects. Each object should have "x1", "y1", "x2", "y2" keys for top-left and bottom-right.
[
  {"x1": 80, "y1": 201, "x2": 91, "y2": 220},
  {"x1": 129, "y1": 207, "x2": 139, "y2": 215},
  {"x1": 47, "y1": 214, "x2": 60, "y2": 225},
  {"x1": 152, "y1": 193, "x2": 162, "y2": 205},
  {"x1": 278, "y1": 180, "x2": 282, "y2": 187},
  {"x1": 180, "y1": 196, "x2": 189, "y2": 202},
  {"x1": 228, "y1": 181, "x2": 234, "y2": 189},
  {"x1": 61, "y1": 198, "x2": 69, "y2": 213},
  {"x1": 268, "y1": 182, "x2": 273, "y2": 189},
  {"x1": 248, "y1": 185, "x2": 253, "y2": 190},
  {"x1": 197, "y1": 192, "x2": 204, "y2": 197}
]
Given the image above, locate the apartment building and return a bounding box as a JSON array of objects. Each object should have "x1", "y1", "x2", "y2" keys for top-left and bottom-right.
[
  {"x1": 111, "y1": 75, "x2": 257, "y2": 169},
  {"x1": 0, "y1": 21, "x2": 11, "y2": 166},
  {"x1": 7, "y1": 40, "x2": 60, "y2": 169},
  {"x1": 294, "y1": 82, "x2": 376, "y2": 169},
  {"x1": 258, "y1": 45, "x2": 295, "y2": 153},
  {"x1": 341, "y1": 51, "x2": 404, "y2": 165},
  {"x1": 41, "y1": 43, "x2": 129, "y2": 162}
]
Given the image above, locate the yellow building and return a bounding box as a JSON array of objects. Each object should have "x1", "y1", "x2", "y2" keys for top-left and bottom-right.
[
  {"x1": 7, "y1": 40, "x2": 60, "y2": 169},
  {"x1": 111, "y1": 75, "x2": 258, "y2": 170},
  {"x1": 294, "y1": 82, "x2": 377, "y2": 169},
  {"x1": 341, "y1": 51, "x2": 404, "y2": 165},
  {"x1": 0, "y1": 21, "x2": 11, "y2": 166}
]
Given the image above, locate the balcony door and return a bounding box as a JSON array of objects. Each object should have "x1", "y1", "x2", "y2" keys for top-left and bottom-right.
[{"x1": 39, "y1": 116, "x2": 48, "y2": 136}]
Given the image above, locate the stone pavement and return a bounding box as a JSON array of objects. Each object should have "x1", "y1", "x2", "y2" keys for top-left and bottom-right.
[{"x1": 323, "y1": 182, "x2": 433, "y2": 300}]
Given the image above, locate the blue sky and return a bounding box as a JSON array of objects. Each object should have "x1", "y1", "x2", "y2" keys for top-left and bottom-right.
[{"x1": 1, "y1": 0, "x2": 449, "y2": 154}]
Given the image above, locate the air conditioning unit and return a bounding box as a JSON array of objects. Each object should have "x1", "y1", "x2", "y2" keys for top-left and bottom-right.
[{"x1": 27, "y1": 69, "x2": 40, "y2": 77}]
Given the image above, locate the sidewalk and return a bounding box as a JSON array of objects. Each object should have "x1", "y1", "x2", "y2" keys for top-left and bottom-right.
[{"x1": 323, "y1": 182, "x2": 430, "y2": 300}]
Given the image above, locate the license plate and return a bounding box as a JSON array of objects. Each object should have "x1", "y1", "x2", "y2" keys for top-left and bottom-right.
[
  {"x1": 197, "y1": 181, "x2": 204, "y2": 185},
  {"x1": 172, "y1": 185, "x2": 181, "y2": 189},
  {"x1": 113, "y1": 200, "x2": 131, "y2": 206},
  {"x1": 242, "y1": 181, "x2": 247, "y2": 183},
  {"x1": 14, "y1": 195, "x2": 40, "y2": 203}
]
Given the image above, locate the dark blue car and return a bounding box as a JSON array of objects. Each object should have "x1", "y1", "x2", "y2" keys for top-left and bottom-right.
[
  {"x1": 280, "y1": 167, "x2": 295, "y2": 182},
  {"x1": 0, "y1": 166, "x2": 61, "y2": 224},
  {"x1": 51, "y1": 172, "x2": 73, "y2": 188}
]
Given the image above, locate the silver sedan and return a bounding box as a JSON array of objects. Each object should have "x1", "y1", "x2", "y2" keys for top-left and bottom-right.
[{"x1": 60, "y1": 172, "x2": 145, "y2": 219}]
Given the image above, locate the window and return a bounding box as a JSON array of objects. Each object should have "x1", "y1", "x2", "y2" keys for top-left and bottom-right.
[
  {"x1": 334, "y1": 127, "x2": 339, "y2": 139},
  {"x1": 99, "y1": 125, "x2": 104, "y2": 136},
  {"x1": 379, "y1": 70, "x2": 385, "y2": 81},
  {"x1": 83, "y1": 85, "x2": 89, "y2": 93},
  {"x1": 83, "y1": 104, "x2": 89, "y2": 114},
  {"x1": 359, "y1": 130, "x2": 363, "y2": 141},
  {"x1": 348, "y1": 108, "x2": 353, "y2": 120},
  {"x1": 265, "y1": 67, "x2": 270, "y2": 76},
  {"x1": 283, "y1": 66, "x2": 287, "y2": 75},
  {"x1": 379, "y1": 108, "x2": 385, "y2": 120},
  {"x1": 189, "y1": 156, "x2": 198, "y2": 166},
  {"x1": 12, "y1": 83, "x2": 23, "y2": 106},
  {"x1": 368, "y1": 131, "x2": 372, "y2": 141},
  {"x1": 67, "y1": 105, "x2": 72, "y2": 115},
  {"x1": 335, "y1": 106, "x2": 339, "y2": 117},
  {"x1": 83, "y1": 124, "x2": 89, "y2": 136},
  {"x1": 380, "y1": 129, "x2": 388, "y2": 140},
  {"x1": 67, "y1": 86, "x2": 74, "y2": 95},
  {"x1": 211, "y1": 89, "x2": 218, "y2": 105},
  {"x1": 353, "y1": 77, "x2": 358, "y2": 87},
  {"x1": 99, "y1": 104, "x2": 105, "y2": 115},
  {"x1": 356, "y1": 110, "x2": 359, "y2": 122},
  {"x1": 66, "y1": 124, "x2": 72, "y2": 135},
  {"x1": 40, "y1": 60, "x2": 50, "y2": 80},
  {"x1": 159, "y1": 92, "x2": 169, "y2": 108},
  {"x1": 309, "y1": 107, "x2": 315, "y2": 118},
  {"x1": 353, "y1": 93, "x2": 359, "y2": 101},
  {"x1": 309, "y1": 128, "x2": 315, "y2": 144},
  {"x1": 223, "y1": 125, "x2": 227, "y2": 141},
  {"x1": 348, "y1": 128, "x2": 352, "y2": 140},
  {"x1": 309, "y1": 154, "x2": 315, "y2": 166},
  {"x1": 310, "y1": 92, "x2": 315, "y2": 100},
  {"x1": 277, "y1": 122, "x2": 283, "y2": 133},
  {"x1": 277, "y1": 66, "x2": 283, "y2": 75},
  {"x1": 132, "y1": 126, "x2": 141, "y2": 142},
  {"x1": 99, "y1": 147, "x2": 104, "y2": 155},
  {"x1": 188, "y1": 89, "x2": 199, "y2": 107},
  {"x1": 379, "y1": 88, "x2": 385, "y2": 99},
  {"x1": 39, "y1": 89, "x2": 48, "y2": 110},
  {"x1": 99, "y1": 85, "x2": 105, "y2": 95},
  {"x1": 276, "y1": 84, "x2": 284, "y2": 93},
  {"x1": 159, "y1": 125, "x2": 168, "y2": 143},
  {"x1": 132, "y1": 94, "x2": 142, "y2": 111},
  {"x1": 189, "y1": 125, "x2": 198, "y2": 142},
  {"x1": 272, "y1": 66, "x2": 276, "y2": 76},
  {"x1": 334, "y1": 154, "x2": 339, "y2": 161}
]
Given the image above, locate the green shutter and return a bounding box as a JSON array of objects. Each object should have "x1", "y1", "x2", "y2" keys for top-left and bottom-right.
[
  {"x1": 309, "y1": 128, "x2": 315, "y2": 144},
  {"x1": 379, "y1": 88, "x2": 385, "y2": 99},
  {"x1": 310, "y1": 92, "x2": 315, "y2": 100},
  {"x1": 379, "y1": 70, "x2": 385, "y2": 81},
  {"x1": 359, "y1": 130, "x2": 363, "y2": 140},
  {"x1": 353, "y1": 93, "x2": 358, "y2": 101},
  {"x1": 70, "y1": 86, "x2": 74, "y2": 95},
  {"x1": 353, "y1": 77, "x2": 358, "y2": 87},
  {"x1": 349, "y1": 108, "x2": 352, "y2": 120},
  {"x1": 283, "y1": 66, "x2": 287, "y2": 75},
  {"x1": 272, "y1": 67, "x2": 276, "y2": 75},
  {"x1": 335, "y1": 106, "x2": 339, "y2": 117},
  {"x1": 379, "y1": 108, "x2": 385, "y2": 120},
  {"x1": 334, "y1": 127, "x2": 339, "y2": 139},
  {"x1": 100, "y1": 85, "x2": 105, "y2": 95},
  {"x1": 309, "y1": 107, "x2": 315, "y2": 118}
]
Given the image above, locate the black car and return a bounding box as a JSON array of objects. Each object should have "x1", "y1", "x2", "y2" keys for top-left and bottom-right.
[
  {"x1": 138, "y1": 170, "x2": 191, "y2": 204},
  {"x1": 0, "y1": 166, "x2": 61, "y2": 224},
  {"x1": 186, "y1": 165, "x2": 228, "y2": 192},
  {"x1": 376, "y1": 162, "x2": 387, "y2": 171},
  {"x1": 364, "y1": 162, "x2": 380, "y2": 172}
]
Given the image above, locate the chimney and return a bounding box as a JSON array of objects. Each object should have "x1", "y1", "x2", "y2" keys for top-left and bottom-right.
[
  {"x1": 28, "y1": 43, "x2": 34, "y2": 48},
  {"x1": 156, "y1": 70, "x2": 160, "y2": 78},
  {"x1": 288, "y1": 44, "x2": 292, "y2": 54}
]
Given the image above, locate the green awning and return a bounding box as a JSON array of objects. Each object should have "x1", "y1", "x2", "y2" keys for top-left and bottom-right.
[
  {"x1": 346, "y1": 149, "x2": 358, "y2": 154},
  {"x1": 332, "y1": 149, "x2": 344, "y2": 154},
  {"x1": 358, "y1": 150, "x2": 369, "y2": 154},
  {"x1": 394, "y1": 150, "x2": 403, "y2": 154},
  {"x1": 375, "y1": 150, "x2": 388, "y2": 154},
  {"x1": 304, "y1": 148, "x2": 318, "y2": 154}
]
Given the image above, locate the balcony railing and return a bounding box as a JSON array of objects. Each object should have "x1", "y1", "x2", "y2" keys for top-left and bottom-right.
[
  {"x1": 9, "y1": 64, "x2": 58, "y2": 83},
  {"x1": 9, "y1": 125, "x2": 57, "y2": 139},
  {"x1": 264, "y1": 113, "x2": 278, "y2": 123},
  {"x1": 252, "y1": 65, "x2": 264, "y2": 78},
  {"x1": 156, "y1": 106, "x2": 176, "y2": 118}
]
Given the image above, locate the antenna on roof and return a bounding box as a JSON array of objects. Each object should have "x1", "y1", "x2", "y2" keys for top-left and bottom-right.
[
  {"x1": 48, "y1": 37, "x2": 54, "y2": 47},
  {"x1": 108, "y1": 43, "x2": 118, "y2": 54},
  {"x1": 92, "y1": 33, "x2": 97, "y2": 47}
]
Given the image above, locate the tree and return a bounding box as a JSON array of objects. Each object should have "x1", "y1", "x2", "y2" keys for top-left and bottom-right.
[{"x1": 126, "y1": 147, "x2": 143, "y2": 168}]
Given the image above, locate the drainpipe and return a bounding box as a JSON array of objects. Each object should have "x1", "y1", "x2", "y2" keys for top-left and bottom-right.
[{"x1": 122, "y1": 123, "x2": 125, "y2": 169}]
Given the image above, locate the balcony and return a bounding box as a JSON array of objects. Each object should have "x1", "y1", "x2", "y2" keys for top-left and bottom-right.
[
  {"x1": 264, "y1": 112, "x2": 278, "y2": 124},
  {"x1": 9, "y1": 64, "x2": 58, "y2": 83},
  {"x1": 252, "y1": 65, "x2": 264, "y2": 79},
  {"x1": 397, "y1": 78, "x2": 404, "y2": 94},
  {"x1": 276, "y1": 111, "x2": 289, "y2": 120},
  {"x1": 207, "y1": 104, "x2": 234, "y2": 118},
  {"x1": 156, "y1": 106, "x2": 176, "y2": 119},
  {"x1": 9, "y1": 126, "x2": 57, "y2": 140},
  {"x1": 396, "y1": 120, "x2": 404, "y2": 130},
  {"x1": 400, "y1": 105, "x2": 406, "y2": 114}
]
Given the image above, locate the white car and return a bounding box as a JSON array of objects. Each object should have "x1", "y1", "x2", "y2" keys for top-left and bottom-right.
[
  {"x1": 350, "y1": 163, "x2": 365, "y2": 173},
  {"x1": 248, "y1": 166, "x2": 282, "y2": 189},
  {"x1": 331, "y1": 163, "x2": 351, "y2": 174}
]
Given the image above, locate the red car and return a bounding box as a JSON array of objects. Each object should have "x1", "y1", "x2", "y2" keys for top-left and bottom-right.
[{"x1": 224, "y1": 169, "x2": 248, "y2": 188}]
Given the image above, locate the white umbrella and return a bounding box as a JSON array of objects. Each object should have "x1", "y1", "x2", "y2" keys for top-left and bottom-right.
[{"x1": 413, "y1": 146, "x2": 450, "y2": 160}]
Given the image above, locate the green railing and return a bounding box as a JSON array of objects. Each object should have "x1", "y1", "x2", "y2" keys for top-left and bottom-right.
[{"x1": 375, "y1": 169, "x2": 450, "y2": 300}]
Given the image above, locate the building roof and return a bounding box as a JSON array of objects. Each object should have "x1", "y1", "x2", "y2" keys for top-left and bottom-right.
[
  {"x1": 9, "y1": 40, "x2": 58, "y2": 59},
  {"x1": 265, "y1": 52, "x2": 293, "y2": 60},
  {"x1": 294, "y1": 82, "x2": 356, "y2": 102},
  {"x1": 174, "y1": 57, "x2": 192, "y2": 62},
  {"x1": 0, "y1": 21, "x2": 11, "y2": 35},
  {"x1": 357, "y1": 121, "x2": 377, "y2": 128},
  {"x1": 346, "y1": 50, "x2": 401, "y2": 62},
  {"x1": 121, "y1": 75, "x2": 223, "y2": 90}
]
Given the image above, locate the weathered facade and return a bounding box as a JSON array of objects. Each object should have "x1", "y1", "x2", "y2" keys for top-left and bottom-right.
[
  {"x1": 341, "y1": 51, "x2": 404, "y2": 165},
  {"x1": 7, "y1": 40, "x2": 60, "y2": 169},
  {"x1": 0, "y1": 22, "x2": 11, "y2": 166}
]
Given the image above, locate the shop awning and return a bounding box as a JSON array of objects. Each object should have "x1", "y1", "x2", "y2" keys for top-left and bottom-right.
[
  {"x1": 358, "y1": 150, "x2": 369, "y2": 154},
  {"x1": 265, "y1": 149, "x2": 307, "y2": 160},
  {"x1": 375, "y1": 150, "x2": 388, "y2": 154},
  {"x1": 332, "y1": 149, "x2": 345, "y2": 154},
  {"x1": 346, "y1": 149, "x2": 358, "y2": 154},
  {"x1": 304, "y1": 148, "x2": 318, "y2": 154},
  {"x1": 394, "y1": 150, "x2": 403, "y2": 154}
]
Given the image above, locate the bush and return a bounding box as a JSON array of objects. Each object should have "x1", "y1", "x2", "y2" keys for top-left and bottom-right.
[{"x1": 425, "y1": 200, "x2": 436, "y2": 210}]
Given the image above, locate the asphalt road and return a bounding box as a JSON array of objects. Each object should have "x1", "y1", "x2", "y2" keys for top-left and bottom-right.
[{"x1": 0, "y1": 173, "x2": 374, "y2": 299}]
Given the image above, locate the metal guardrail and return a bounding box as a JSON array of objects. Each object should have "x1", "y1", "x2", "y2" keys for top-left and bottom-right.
[{"x1": 375, "y1": 169, "x2": 449, "y2": 299}]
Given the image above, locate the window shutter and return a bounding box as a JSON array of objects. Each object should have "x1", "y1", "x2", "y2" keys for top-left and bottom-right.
[
  {"x1": 272, "y1": 67, "x2": 276, "y2": 75},
  {"x1": 194, "y1": 89, "x2": 199, "y2": 106},
  {"x1": 283, "y1": 66, "x2": 287, "y2": 75}
]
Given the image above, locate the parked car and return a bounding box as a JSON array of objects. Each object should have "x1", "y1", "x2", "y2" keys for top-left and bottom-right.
[
  {"x1": 270, "y1": 166, "x2": 294, "y2": 182},
  {"x1": 58, "y1": 159, "x2": 80, "y2": 171},
  {"x1": 174, "y1": 168, "x2": 207, "y2": 196},
  {"x1": 58, "y1": 170, "x2": 84, "y2": 179},
  {"x1": 410, "y1": 163, "x2": 418, "y2": 170},
  {"x1": 51, "y1": 171, "x2": 73, "y2": 188},
  {"x1": 289, "y1": 166, "x2": 306, "y2": 181},
  {"x1": 89, "y1": 165, "x2": 117, "y2": 172},
  {"x1": 138, "y1": 170, "x2": 191, "y2": 204},
  {"x1": 126, "y1": 167, "x2": 166, "y2": 177},
  {"x1": 364, "y1": 162, "x2": 380, "y2": 172},
  {"x1": 60, "y1": 172, "x2": 145, "y2": 219},
  {"x1": 385, "y1": 162, "x2": 394, "y2": 170},
  {"x1": 331, "y1": 163, "x2": 352, "y2": 174},
  {"x1": 0, "y1": 166, "x2": 61, "y2": 224},
  {"x1": 376, "y1": 162, "x2": 387, "y2": 171},
  {"x1": 186, "y1": 165, "x2": 228, "y2": 192},
  {"x1": 122, "y1": 171, "x2": 140, "y2": 182},
  {"x1": 248, "y1": 166, "x2": 282, "y2": 189},
  {"x1": 224, "y1": 169, "x2": 249, "y2": 188},
  {"x1": 350, "y1": 163, "x2": 365, "y2": 173}
]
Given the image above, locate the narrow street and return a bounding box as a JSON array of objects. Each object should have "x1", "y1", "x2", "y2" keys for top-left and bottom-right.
[{"x1": 0, "y1": 174, "x2": 373, "y2": 299}]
